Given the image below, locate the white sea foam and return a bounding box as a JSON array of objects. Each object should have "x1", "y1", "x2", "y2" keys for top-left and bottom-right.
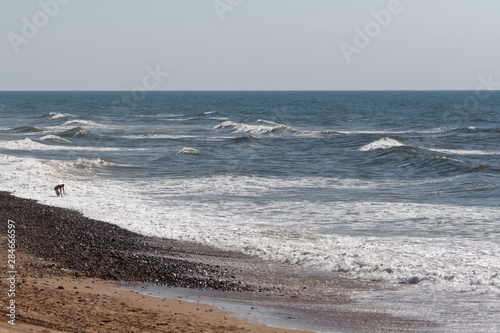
[
  {"x1": 178, "y1": 147, "x2": 201, "y2": 155},
  {"x1": 0, "y1": 138, "x2": 49, "y2": 150},
  {"x1": 428, "y1": 148, "x2": 500, "y2": 156},
  {"x1": 359, "y1": 137, "x2": 406, "y2": 151},
  {"x1": 0, "y1": 138, "x2": 144, "y2": 152},
  {"x1": 62, "y1": 119, "x2": 105, "y2": 127},
  {"x1": 48, "y1": 112, "x2": 73, "y2": 119},
  {"x1": 39, "y1": 135, "x2": 70, "y2": 142},
  {"x1": 71, "y1": 158, "x2": 125, "y2": 168},
  {"x1": 36, "y1": 159, "x2": 137, "y2": 180},
  {"x1": 215, "y1": 120, "x2": 295, "y2": 135},
  {"x1": 1, "y1": 155, "x2": 498, "y2": 295},
  {"x1": 359, "y1": 138, "x2": 500, "y2": 156}
]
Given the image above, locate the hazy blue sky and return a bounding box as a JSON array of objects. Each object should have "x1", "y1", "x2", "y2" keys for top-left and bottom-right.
[{"x1": 1, "y1": 0, "x2": 499, "y2": 90}]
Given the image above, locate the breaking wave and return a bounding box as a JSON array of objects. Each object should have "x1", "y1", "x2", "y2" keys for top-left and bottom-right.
[
  {"x1": 360, "y1": 138, "x2": 500, "y2": 156},
  {"x1": 178, "y1": 147, "x2": 201, "y2": 155},
  {"x1": 38, "y1": 135, "x2": 70, "y2": 143},
  {"x1": 214, "y1": 120, "x2": 295, "y2": 135},
  {"x1": 0, "y1": 138, "x2": 48, "y2": 150},
  {"x1": 427, "y1": 148, "x2": 500, "y2": 156},
  {"x1": 62, "y1": 119, "x2": 104, "y2": 128},
  {"x1": 0, "y1": 138, "x2": 135, "y2": 152},
  {"x1": 42, "y1": 112, "x2": 74, "y2": 119},
  {"x1": 71, "y1": 158, "x2": 123, "y2": 169},
  {"x1": 359, "y1": 137, "x2": 406, "y2": 151}
]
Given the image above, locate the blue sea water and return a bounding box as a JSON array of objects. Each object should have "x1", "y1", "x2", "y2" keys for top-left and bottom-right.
[{"x1": 1, "y1": 91, "x2": 500, "y2": 330}]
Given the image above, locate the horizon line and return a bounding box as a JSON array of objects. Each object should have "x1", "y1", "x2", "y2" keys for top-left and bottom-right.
[{"x1": 0, "y1": 89, "x2": 493, "y2": 92}]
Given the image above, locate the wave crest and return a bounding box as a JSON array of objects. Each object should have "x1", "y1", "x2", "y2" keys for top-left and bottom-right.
[
  {"x1": 178, "y1": 147, "x2": 201, "y2": 155},
  {"x1": 0, "y1": 138, "x2": 47, "y2": 150},
  {"x1": 214, "y1": 120, "x2": 294, "y2": 135},
  {"x1": 46, "y1": 112, "x2": 73, "y2": 119},
  {"x1": 72, "y1": 158, "x2": 114, "y2": 169},
  {"x1": 39, "y1": 135, "x2": 70, "y2": 142},
  {"x1": 359, "y1": 138, "x2": 405, "y2": 151},
  {"x1": 62, "y1": 119, "x2": 103, "y2": 128}
]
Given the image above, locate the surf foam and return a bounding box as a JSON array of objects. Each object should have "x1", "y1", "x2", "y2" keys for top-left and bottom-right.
[
  {"x1": 359, "y1": 137, "x2": 406, "y2": 151},
  {"x1": 178, "y1": 147, "x2": 201, "y2": 155},
  {"x1": 47, "y1": 112, "x2": 74, "y2": 119},
  {"x1": 214, "y1": 120, "x2": 295, "y2": 135},
  {"x1": 1, "y1": 154, "x2": 499, "y2": 296}
]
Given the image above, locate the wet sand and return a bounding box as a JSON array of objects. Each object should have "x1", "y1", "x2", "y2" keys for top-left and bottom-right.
[
  {"x1": 0, "y1": 192, "x2": 438, "y2": 332},
  {"x1": 0, "y1": 248, "x2": 314, "y2": 333}
]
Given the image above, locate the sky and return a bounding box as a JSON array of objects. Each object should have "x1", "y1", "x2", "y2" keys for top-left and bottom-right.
[{"x1": 1, "y1": 0, "x2": 499, "y2": 91}]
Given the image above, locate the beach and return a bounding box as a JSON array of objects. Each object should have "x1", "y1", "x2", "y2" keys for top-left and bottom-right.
[
  {"x1": 0, "y1": 243, "x2": 308, "y2": 333},
  {"x1": 0, "y1": 191, "x2": 442, "y2": 332},
  {"x1": 1, "y1": 91, "x2": 499, "y2": 332},
  {"x1": 2, "y1": 0, "x2": 500, "y2": 329}
]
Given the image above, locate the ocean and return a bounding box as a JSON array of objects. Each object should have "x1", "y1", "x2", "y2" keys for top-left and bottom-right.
[{"x1": 1, "y1": 91, "x2": 499, "y2": 330}]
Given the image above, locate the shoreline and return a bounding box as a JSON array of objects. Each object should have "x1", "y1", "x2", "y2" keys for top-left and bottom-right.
[
  {"x1": 0, "y1": 247, "x2": 313, "y2": 333},
  {"x1": 0, "y1": 191, "x2": 438, "y2": 332}
]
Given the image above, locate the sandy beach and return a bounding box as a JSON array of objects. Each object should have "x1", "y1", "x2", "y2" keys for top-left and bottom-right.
[
  {"x1": 0, "y1": 192, "x2": 438, "y2": 332},
  {"x1": 2, "y1": 0, "x2": 500, "y2": 330},
  {"x1": 0, "y1": 248, "x2": 313, "y2": 333}
]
